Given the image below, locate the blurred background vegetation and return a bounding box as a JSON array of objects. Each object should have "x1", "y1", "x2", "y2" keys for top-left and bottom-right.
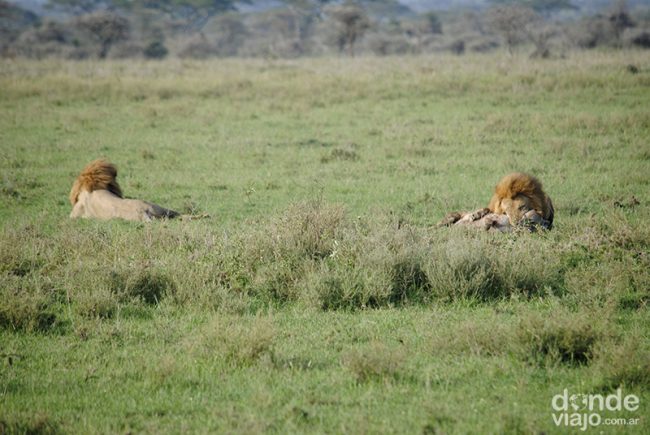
[{"x1": 1, "y1": 0, "x2": 649, "y2": 60}]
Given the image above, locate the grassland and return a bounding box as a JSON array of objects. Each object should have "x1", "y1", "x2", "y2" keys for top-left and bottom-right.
[{"x1": 1, "y1": 51, "x2": 649, "y2": 433}]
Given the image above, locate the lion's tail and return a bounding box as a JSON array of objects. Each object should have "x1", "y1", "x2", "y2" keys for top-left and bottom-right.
[{"x1": 69, "y1": 159, "x2": 123, "y2": 205}]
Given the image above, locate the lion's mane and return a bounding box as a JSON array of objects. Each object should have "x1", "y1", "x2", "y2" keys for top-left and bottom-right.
[
  {"x1": 69, "y1": 159, "x2": 123, "y2": 205},
  {"x1": 488, "y1": 172, "x2": 554, "y2": 227}
]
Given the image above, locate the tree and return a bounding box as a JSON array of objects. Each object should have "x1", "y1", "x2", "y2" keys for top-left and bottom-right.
[
  {"x1": 608, "y1": 0, "x2": 634, "y2": 46},
  {"x1": 326, "y1": 1, "x2": 370, "y2": 56},
  {"x1": 46, "y1": 0, "x2": 111, "y2": 15},
  {"x1": 488, "y1": 0, "x2": 575, "y2": 15},
  {"x1": 525, "y1": 21, "x2": 557, "y2": 58},
  {"x1": 210, "y1": 12, "x2": 247, "y2": 56},
  {"x1": 137, "y1": 0, "x2": 238, "y2": 32},
  {"x1": 403, "y1": 12, "x2": 442, "y2": 53},
  {"x1": 278, "y1": 0, "x2": 324, "y2": 55},
  {"x1": 76, "y1": 11, "x2": 129, "y2": 58},
  {"x1": 1, "y1": 1, "x2": 40, "y2": 49},
  {"x1": 487, "y1": 4, "x2": 537, "y2": 54}
]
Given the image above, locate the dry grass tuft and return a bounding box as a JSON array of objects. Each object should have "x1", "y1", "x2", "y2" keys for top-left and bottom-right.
[
  {"x1": 199, "y1": 315, "x2": 276, "y2": 366},
  {"x1": 342, "y1": 341, "x2": 406, "y2": 383}
]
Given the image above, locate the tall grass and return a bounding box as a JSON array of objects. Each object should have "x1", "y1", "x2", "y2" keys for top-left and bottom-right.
[
  {"x1": 3, "y1": 198, "x2": 645, "y2": 330},
  {"x1": 0, "y1": 54, "x2": 648, "y2": 433}
]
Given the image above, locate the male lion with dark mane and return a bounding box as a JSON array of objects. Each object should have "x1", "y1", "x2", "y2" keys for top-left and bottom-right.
[
  {"x1": 438, "y1": 172, "x2": 554, "y2": 231},
  {"x1": 69, "y1": 159, "x2": 180, "y2": 221}
]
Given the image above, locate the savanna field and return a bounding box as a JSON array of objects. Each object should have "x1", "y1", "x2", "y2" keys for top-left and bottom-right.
[{"x1": 1, "y1": 52, "x2": 649, "y2": 433}]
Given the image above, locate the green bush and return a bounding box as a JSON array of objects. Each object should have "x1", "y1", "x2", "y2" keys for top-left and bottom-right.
[
  {"x1": 517, "y1": 309, "x2": 605, "y2": 366},
  {"x1": 0, "y1": 277, "x2": 58, "y2": 332}
]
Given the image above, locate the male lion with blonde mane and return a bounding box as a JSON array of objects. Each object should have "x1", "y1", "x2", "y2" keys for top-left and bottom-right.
[
  {"x1": 69, "y1": 159, "x2": 180, "y2": 221},
  {"x1": 488, "y1": 172, "x2": 554, "y2": 229},
  {"x1": 438, "y1": 172, "x2": 554, "y2": 232}
]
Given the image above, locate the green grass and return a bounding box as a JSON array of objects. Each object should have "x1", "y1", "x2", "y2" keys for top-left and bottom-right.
[{"x1": 1, "y1": 51, "x2": 649, "y2": 433}]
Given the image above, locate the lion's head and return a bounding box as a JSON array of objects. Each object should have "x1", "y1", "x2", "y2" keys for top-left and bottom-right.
[
  {"x1": 488, "y1": 172, "x2": 554, "y2": 229},
  {"x1": 69, "y1": 159, "x2": 122, "y2": 206}
]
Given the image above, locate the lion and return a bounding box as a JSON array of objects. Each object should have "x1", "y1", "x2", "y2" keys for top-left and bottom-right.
[
  {"x1": 487, "y1": 172, "x2": 554, "y2": 230},
  {"x1": 437, "y1": 207, "x2": 548, "y2": 232},
  {"x1": 69, "y1": 159, "x2": 180, "y2": 222}
]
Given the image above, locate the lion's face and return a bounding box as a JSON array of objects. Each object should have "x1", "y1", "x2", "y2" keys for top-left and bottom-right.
[{"x1": 500, "y1": 194, "x2": 534, "y2": 225}]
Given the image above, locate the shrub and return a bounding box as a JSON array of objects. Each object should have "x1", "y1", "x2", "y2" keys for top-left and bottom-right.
[
  {"x1": 304, "y1": 264, "x2": 385, "y2": 310},
  {"x1": 389, "y1": 257, "x2": 431, "y2": 305},
  {"x1": 0, "y1": 412, "x2": 60, "y2": 435},
  {"x1": 110, "y1": 269, "x2": 175, "y2": 305},
  {"x1": 199, "y1": 315, "x2": 276, "y2": 366},
  {"x1": 596, "y1": 343, "x2": 650, "y2": 390},
  {"x1": 143, "y1": 40, "x2": 168, "y2": 59},
  {"x1": 0, "y1": 277, "x2": 58, "y2": 332},
  {"x1": 342, "y1": 341, "x2": 406, "y2": 383},
  {"x1": 177, "y1": 34, "x2": 218, "y2": 59},
  {"x1": 75, "y1": 11, "x2": 130, "y2": 58},
  {"x1": 12, "y1": 20, "x2": 92, "y2": 59},
  {"x1": 428, "y1": 316, "x2": 517, "y2": 357},
  {"x1": 517, "y1": 310, "x2": 604, "y2": 366},
  {"x1": 73, "y1": 285, "x2": 117, "y2": 319},
  {"x1": 107, "y1": 42, "x2": 144, "y2": 59},
  {"x1": 631, "y1": 31, "x2": 650, "y2": 48},
  {"x1": 228, "y1": 201, "x2": 346, "y2": 305},
  {"x1": 429, "y1": 238, "x2": 504, "y2": 302}
]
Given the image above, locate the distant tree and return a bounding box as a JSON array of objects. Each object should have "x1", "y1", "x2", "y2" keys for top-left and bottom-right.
[
  {"x1": 210, "y1": 12, "x2": 247, "y2": 56},
  {"x1": 326, "y1": 1, "x2": 370, "y2": 56},
  {"x1": 403, "y1": 12, "x2": 442, "y2": 53},
  {"x1": 608, "y1": 0, "x2": 634, "y2": 46},
  {"x1": 1, "y1": 0, "x2": 40, "y2": 51},
  {"x1": 631, "y1": 31, "x2": 650, "y2": 49},
  {"x1": 525, "y1": 21, "x2": 557, "y2": 57},
  {"x1": 143, "y1": 40, "x2": 168, "y2": 58},
  {"x1": 277, "y1": 0, "x2": 325, "y2": 54},
  {"x1": 75, "y1": 11, "x2": 129, "y2": 58},
  {"x1": 46, "y1": 0, "x2": 111, "y2": 15},
  {"x1": 488, "y1": 0, "x2": 575, "y2": 15},
  {"x1": 134, "y1": 0, "x2": 238, "y2": 32},
  {"x1": 487, "y1": 4, "x2": 537, "y2": 54},
  {"x1": 423, "y1": 12, "x2": 442, "y2": 35}
]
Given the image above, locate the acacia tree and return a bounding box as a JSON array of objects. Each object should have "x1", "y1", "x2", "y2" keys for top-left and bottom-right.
[
  {"x1": 403, "y1": 12, "x2": 442, "y2": 53},
  {"x1": 46, "y1": 0, "x2": 111, "y2": 15},
  {"x1": 486, "y1": 4, "x2": 537, "y2": 54},
  {"x1": 138, "y1": 0, "x2": 238, "y2": 32},
  {"x1": 0, "y1": 1, "x2": 40, "y2": 47},
  {"x1": 326, "y1": 1, "x2": 370, "y2": 57},
  {"x1": 608, "y1": 0, "x2": 634, "y2": 46},
  {"x1": 75, "y1": 11, "x2": 129, "y2": 58},
  {"x1": 488, "y1": 0, "x2": 575, "y2": 15},
  {"x1": 277, "y1": 0, "x2": 326, "y2": 55},
  {"x1": 525, "y1": 21, "x2": 557, "y2": 58},
  {"x1": 210, "y1": 12, "x2": 247, "y2": 56},
  {"x1": 50, "y1": 0, "x2": 240, "y2": 32}
]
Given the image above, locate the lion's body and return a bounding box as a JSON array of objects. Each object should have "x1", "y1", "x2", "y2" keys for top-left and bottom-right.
[
  {"x1": 488, "y1": 172, "x2": 554, "y2": 229},
  {"x1": 438, "y1": 208, "x2": 513, "y2": 232},
  {"x1": 437, "y1": 207, "x2": 549, "y2": 232},
  {"x1": 69, "y1": 159, "x2": 179, "y2": 222}
]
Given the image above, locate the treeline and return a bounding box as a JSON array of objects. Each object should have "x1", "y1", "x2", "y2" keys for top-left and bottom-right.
[{"x1": 1, "y1": 0, "x2": 649, "y2": 59}]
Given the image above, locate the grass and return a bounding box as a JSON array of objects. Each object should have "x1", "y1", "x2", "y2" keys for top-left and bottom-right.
[{"x1": 0, "y1": 51, "x2": 649, "y2": 433}]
